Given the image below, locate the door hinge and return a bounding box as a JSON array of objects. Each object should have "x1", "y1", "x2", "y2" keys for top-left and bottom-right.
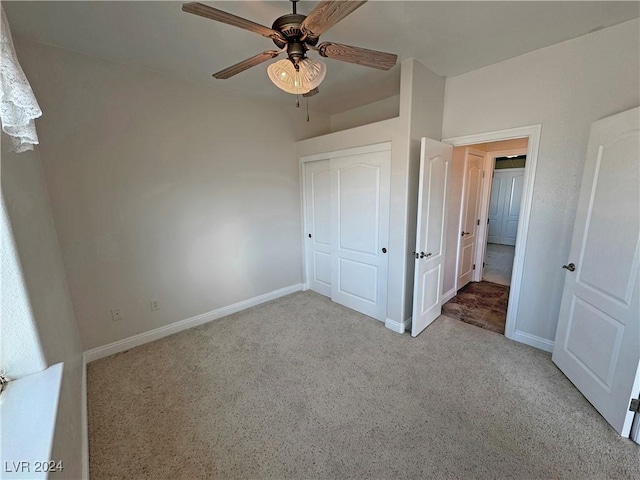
[
  {"x1": 473, "y1": 264, "x2": 476, "y2": 270},
  {"x1": 477, "y1": 219, "x2": 480, "y2": 226},
  {"x1": 482, "y1": 171, "x2": 485, "y2": 178},
  {"x1": 630, "y1": 398, "x2": 640, "y2": 413},
  {"x1": 483, "y1": 262, "x2": 485, "y2": 268}
]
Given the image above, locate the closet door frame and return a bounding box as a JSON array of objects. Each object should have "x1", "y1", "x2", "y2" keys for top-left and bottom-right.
[{"x1": 300, "y1": 142, "x2": 392, "y2": 303}]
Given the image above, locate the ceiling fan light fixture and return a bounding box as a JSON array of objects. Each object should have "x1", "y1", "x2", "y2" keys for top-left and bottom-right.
[{"x1": 267, "y1": 58, "x2": 326, "y2": 95}]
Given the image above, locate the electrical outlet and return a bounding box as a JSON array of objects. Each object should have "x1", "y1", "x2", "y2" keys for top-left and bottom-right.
[
  {"x1": 150, "y1": 299, "x2": 160, "y2": 311},
  {"x1": 111, "y1": 308, "x2": 123, "y2": 321}
]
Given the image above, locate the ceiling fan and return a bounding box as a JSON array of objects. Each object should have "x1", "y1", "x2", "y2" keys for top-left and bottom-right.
[{"x1": 182, "y1": 0, "x2": 398, "y2": 97}]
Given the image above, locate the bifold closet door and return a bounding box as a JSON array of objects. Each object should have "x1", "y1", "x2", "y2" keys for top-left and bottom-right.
[
  {"x1": 305, "y1": 160, "x2": 332, "y2": 297},
  {"x1": 331, "y1": 150, "x2": 391, "y2": 321}
]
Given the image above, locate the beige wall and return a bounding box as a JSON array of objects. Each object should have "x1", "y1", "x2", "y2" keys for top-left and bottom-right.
[
  {"x1": 330, "y1": 95, "x2": 400, "y2": 133},
  {"x1": 1, "y1": 174, "x2": 48, "y2": 379},
  {"x1": 1, "y1": 140, "x2": 84, "y2": 479},
  {"x1": 15, "y1": 38, "x2": 330, "y2": 350},
  {"x1": 442, "y1": 19, "x2": 640, "y2": 343}
]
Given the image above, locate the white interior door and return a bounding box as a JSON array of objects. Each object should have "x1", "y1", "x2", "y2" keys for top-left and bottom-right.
[
  {"x1": 487, "y1": 172, "x2": 505, "y2": 244},
  {"x1": 552, "y1": 107, "x2": 640, "y2": 436},
  {"x1": 304, "y1": 160, "x2": 332, "y2": 297},
  {"x1": 500, "y1": 169, "x2": 524, "y2": 246},
  {"x1": 412, "y1": 138, "x2": 451, "y2": 337},
  {"x1": 457, "y1": 150, "x2": 484, "y2": 289},
  {"x1": 331, "y1": 150, "x2": 391, "y2": 321}
]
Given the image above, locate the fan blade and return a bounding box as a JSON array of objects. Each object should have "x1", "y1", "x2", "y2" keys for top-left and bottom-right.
[
  {"x1": 303, "y1": 87, "x2": 320, "y2": 98},
  {"x1": 300, "y1": 0, "x2": 367, "y2": 39},
  {"x1": 317, "y1": 42, "x2": 397, "y2": 70},
  {"x1": 183, "y1": 2, "x2": 285, "y2": 43},
  {"x1": 213, "y1": 51, "x2": 282, "y2": 79}
]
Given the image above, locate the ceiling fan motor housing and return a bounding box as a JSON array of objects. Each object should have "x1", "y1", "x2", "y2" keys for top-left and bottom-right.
[{"x1": 271, "y1": 13, "x2": 319, "y2": 51}]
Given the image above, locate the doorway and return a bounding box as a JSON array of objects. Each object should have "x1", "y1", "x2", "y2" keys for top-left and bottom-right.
[
  {"x1": 482, "y1": 152, "x2": 527, "y2": 288},
  {"x1": 439, "y1": 127, "x2": 539, "y2": 345}
]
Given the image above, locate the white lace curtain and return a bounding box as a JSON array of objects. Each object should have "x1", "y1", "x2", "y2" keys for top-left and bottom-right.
[{"x1": 1, "y1": 5, "x2": 42, "y2": 153}]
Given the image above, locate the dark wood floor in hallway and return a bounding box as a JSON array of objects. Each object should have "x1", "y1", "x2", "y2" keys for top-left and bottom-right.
[{"x1": 442, "y1": 281, "x2": 509, "y2": 334}]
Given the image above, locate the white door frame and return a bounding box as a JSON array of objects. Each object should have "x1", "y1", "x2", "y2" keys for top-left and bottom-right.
[
  {"x1": 299, "y1": 142, "x2": 392, "y2": 293},
  {"x1": 474, "y1": 148, "x2": 528, "y2": 283},
  {"x1": 443, "y1": 125, "x2": 541, "y2": 345}
]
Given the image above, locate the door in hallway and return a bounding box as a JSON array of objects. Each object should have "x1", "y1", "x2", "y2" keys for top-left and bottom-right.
[
  {"x1": 487, "y1": 168, "x2": 524, "y2": 246},
  {"x1": 553, "y1": 107, "x2": 640, "y2": 437},
  {"x1": 412, "y1": 138, "x2": 451, "y2": 336},
  {"x1": 457, "y1": 149, "x2": 484, "y2": 289}
]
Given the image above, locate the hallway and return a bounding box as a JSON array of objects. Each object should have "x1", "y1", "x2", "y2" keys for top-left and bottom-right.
[
  {"x1": 483, "y1": 243, "x2": 515, "y2": 286},
  {"x1": 442, "y1": 281, "x2": 509, "y2": 334}
]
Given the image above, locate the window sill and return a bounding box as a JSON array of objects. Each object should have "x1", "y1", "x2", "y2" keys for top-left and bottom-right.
[{"x1": 0, "y1": 363, "x2": 63, "y2": 479}]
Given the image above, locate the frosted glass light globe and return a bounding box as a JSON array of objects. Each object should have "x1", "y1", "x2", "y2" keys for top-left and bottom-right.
[{"x1": 267, "y1": 58, "x2": 327, "y2": 95}]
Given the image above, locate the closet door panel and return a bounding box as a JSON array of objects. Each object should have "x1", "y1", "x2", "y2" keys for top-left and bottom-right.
[
  {"x1": 331, "y1": 150, "x2": 391, "y2": 321},
  {"x1": 304, "y1": 160, "x2": 332, "y2": 297}
]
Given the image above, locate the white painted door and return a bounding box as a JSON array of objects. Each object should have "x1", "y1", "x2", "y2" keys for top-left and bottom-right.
[
  {"x1": 552, "y1": 107, "x2": 640, "y2": 436},
  {"x1": 488, "y1": 169, "x2": 524, "y2": 246},
  {"x1": 331, "y1": 150, "x2": 391, "y2": 321},
  {"x1": 304, "y1": 160, "x2": 332, "y2": 297},
  {"x1": 457, "y1": 150, "x2": 484, "y2": 289},
  {"x1": 412, "y1": 138, "x2": 451, "y2": 337},
  {"x1": 500, "y1": 169, "x2": 524, "y2": 246},
  {"x1": 487, "y1": 172, "x2": 505, "y2": 244}
]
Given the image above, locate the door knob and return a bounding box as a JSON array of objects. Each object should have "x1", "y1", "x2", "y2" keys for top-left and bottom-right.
[
  {"x1": 562, "y1": 263, "x2": 576, "y2": 272},
  {"x1": 419, "y1": 252, "x2": 433, "y2": 258},
  {"x1": 461, "y1": 231, "x2": 470, "y2": 237}
]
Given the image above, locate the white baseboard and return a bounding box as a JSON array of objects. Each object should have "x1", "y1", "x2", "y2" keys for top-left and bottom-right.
[
  {"x1": 441, "y1": 287, "x2": 456, "y2": 304},
  {"x1": 84, "y1": 284, "x2": 303, "y2": 363},
  {"x1": 510, "y1": 330, "x2": 554, "y2": 353},
  {"x1": 81, "y1": 354, "x2": 89, "y2": 479},
  {"x1": 385, "y1": 317, "x2": 411, "y2": 334}
]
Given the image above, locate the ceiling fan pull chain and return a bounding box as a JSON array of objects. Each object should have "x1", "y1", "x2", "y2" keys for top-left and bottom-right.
[
  {"x1": 296, "y1": 93, "x2": 300, "y2": 108},
  {"x1": 306, "y1": 96, "x2": 310, "y2": 122}
]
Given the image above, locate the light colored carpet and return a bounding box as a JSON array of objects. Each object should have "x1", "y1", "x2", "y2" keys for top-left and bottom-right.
[
  {"x1": 483, "y1": 243, "x2": 515, "y2": 286},
  {"x1": 87, "y1": 291, "x2": 639, "y2": 479}
]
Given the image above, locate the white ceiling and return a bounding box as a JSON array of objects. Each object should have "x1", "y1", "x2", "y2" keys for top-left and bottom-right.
[{"x1": 4, "y1": 1, "x2": 639, "y2": 114}]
